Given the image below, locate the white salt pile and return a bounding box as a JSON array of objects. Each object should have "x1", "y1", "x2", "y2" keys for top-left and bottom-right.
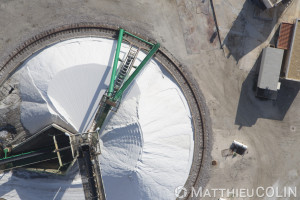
[{"x1": 0, "y1": 38, "x2": 194, "y2": 200}]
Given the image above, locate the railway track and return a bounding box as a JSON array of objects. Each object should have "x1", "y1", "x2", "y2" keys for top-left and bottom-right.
[{"x1": 0, "y1": 23, "x2": 211, "y2": 200}]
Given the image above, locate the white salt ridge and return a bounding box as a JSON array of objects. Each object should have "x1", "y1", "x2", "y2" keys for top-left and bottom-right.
[
  {"x1": 18, "y1": 38, "x2": 116, "y2": 133},
  {"x1": 0, "y1": 38, "x2": 194, "y2": 200}
]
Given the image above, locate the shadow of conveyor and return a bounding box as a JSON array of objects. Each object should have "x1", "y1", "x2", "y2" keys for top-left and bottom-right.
[
  {"x1": 222, "y1": 0, "x2": 287, "y2": 63},
  {"x1": 235, "y1": 52, "x2": 300, "y2": 128},
  {"x1": 0, "y1": 162, "x2": 82, "y2": 200}
]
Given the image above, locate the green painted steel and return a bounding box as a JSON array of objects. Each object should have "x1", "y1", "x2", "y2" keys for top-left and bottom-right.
[
  {"x1": 0, "y1": 29, "x2": 161, "y2": 176},
  {"x1": 0, "y1": 150, "x2": 36, "y2": 161},
  {"x1": 108, "y1": 29, "x2": 124, "y2": 97},
  {"x1": 124, "y1": 31, "x2": 154, "y2": 46},
  {"x1": 113, "y1": 43, "x2": 160, "y2": 101},
  {"x1": 4, "y1": 148, "x2": 8, "y2": 158}
]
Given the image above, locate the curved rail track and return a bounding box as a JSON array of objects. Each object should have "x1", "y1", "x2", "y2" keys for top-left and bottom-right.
[{"x1": 0, "y1": 22, "x2": 211, "y2": 200}]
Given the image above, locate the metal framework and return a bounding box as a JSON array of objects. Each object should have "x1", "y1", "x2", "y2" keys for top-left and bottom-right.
[
  {"x1": 91, "y1": 29, "x2": 160, "y2": 131},
  {"x1": 0, "y1": 29, "x2": 160, "y2": 200}
]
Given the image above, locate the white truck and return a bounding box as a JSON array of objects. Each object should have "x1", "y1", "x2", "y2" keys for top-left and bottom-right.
[
  {"x1": 251, "y1": 0, "x2": 284, "y2": 9},
  {"x1": 262, "y1": 0, "x2": 283, "y2": 8}
]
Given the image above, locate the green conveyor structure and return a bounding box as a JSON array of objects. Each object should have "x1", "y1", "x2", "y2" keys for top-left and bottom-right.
[{"x1": 0, "y1": 29, "x2": 160, "y2": 200}]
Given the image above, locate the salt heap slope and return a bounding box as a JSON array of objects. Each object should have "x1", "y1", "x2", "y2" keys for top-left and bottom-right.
[
  {"x1": 100, "y1": 53, "x2": 194, "y2": 200},
  {"x1": 18, "y1": 38, "x2": 115, "y2": 134},
  {"x1": 0, "y1": 37, "x2": 194, "y2": 200}
]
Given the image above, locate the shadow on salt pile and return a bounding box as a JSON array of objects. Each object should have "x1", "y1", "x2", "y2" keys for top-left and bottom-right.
[
  {"x1": 100, "y1": 122, "x2": 144, "y2": 200},
  {"x1": 0, "y1": 163, "x2": 83, "y2": 200},
  {"x1": 100, "y1": 122, "x2": 143, "y2": 177}
]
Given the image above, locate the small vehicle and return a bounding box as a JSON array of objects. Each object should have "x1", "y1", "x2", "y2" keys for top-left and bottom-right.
[{"x1": 251, "y1": 0, "x2": 283, "y2": 9}]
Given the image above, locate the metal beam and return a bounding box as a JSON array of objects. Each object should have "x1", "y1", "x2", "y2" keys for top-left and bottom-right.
[
  {"x1": 4, "y1": 148, "x2": 8, "y2": 158},
  {"x1": 108, "y1": 29, "x2": 124, "y2": 96},
  {"x1": 124, "y1": 31, "x2": 154, "y2": 46},
  {"x1": 53, "y1": 135, "x2": 63, "y2": 167},
  {"x1": 113, "y1": 43, "x2": 160, "y2": 101},
  {"x1": 0, "y1": 149, "x2": 53, "y2": 165}
]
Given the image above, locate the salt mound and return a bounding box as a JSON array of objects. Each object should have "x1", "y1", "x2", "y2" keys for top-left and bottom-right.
[
  {"x1": 0, "y1": 37, "x2": 194, "y2": 200},
  {"x1": 100, "y1": 57, "x2": 194, "y2": 200},
  {"x1": 18, "y1": 38, "x2": 115, "y2": 133}
]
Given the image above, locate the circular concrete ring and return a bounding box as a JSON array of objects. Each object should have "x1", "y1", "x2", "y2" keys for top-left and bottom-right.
[{"x1": 0, "y1": 22, "x2": 212, "y2": 199}]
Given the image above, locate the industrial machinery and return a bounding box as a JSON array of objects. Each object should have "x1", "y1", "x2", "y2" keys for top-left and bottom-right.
[
  {"x1": 251, "y1": 0, "x2": 284, "y2": 9},
  {"x1": 0, "y1": 29, "x2": 160, "y2": 200}
]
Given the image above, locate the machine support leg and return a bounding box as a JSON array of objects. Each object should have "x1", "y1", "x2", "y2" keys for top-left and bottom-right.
[
  {"x1": 108, "y1": 29, "x2": 124, "y2": 97},
  {"x1": 53, "y1": 135, "x2": 63, "y2": 167}
]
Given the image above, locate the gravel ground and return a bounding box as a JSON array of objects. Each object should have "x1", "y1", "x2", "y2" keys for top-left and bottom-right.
[{"x1": 0, "y1": 0, "x2": 300, "y2": 199}]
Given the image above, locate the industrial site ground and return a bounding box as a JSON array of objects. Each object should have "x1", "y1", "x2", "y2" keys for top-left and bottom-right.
[{"x1": 1, "y1": 0, "x2": 300, "y2": 199}]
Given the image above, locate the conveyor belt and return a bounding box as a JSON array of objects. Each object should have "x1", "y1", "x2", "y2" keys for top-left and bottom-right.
[{"x1": 78, "y1": 145, "x2": 106, "y2": 200}]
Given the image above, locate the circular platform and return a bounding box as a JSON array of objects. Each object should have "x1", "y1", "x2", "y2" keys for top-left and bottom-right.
[{"x1": 0, "y1": 23, "x2": 211, "y2": 200}]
